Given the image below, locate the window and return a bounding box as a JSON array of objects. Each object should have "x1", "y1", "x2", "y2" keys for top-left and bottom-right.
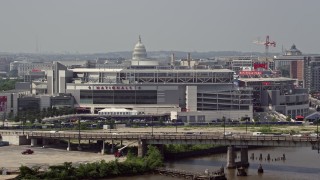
[
  {"x1": 189, "y1": 116, "x2": 196, "y2": 122},
  {"x1": 197, "y1": 115, "x2": 205, "y2": 122}
]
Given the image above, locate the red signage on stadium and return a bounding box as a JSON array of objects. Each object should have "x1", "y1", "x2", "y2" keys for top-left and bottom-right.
[
  {"x1": 88, "y1": 86, "x2": 137, "y2": 90},
  {"x1": 239, "y1": 71, "x2": 262, "y2": 75},
  {"x1": 254, "y1": 63, "x2": 268, "y2": 70},
  {"x1": 262, "y1": 82, "x2": 271, "y2": 86}
]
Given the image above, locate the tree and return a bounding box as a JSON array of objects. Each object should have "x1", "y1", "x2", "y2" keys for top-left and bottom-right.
[
  {"x1": 0, "y1": 79, "x2": 22, "y2": 91},
  {"x1": 143, "y1": 145, "x2": 163, "y2": 170},
  {"x1": 17, "y1": 166, "x2": 39, "y2": 179}
]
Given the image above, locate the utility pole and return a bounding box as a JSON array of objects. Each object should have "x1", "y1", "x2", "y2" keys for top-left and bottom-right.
[
  {"x1": 77, "y1": 114, "x2": 81, "y2": 151},
  {"x1": 22, "y1": 114, "x2": 25, "y2": 135}
]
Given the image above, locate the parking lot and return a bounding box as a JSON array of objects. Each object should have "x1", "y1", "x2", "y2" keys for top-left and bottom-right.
[{"x1": 0, "y1": 145, "x2": 117, "y2": 170}]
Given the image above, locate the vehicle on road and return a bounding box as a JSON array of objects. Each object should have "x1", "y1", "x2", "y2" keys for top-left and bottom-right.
[
  {"x1": 224, "y1": 132, "x2": 233, "y2": 136},
  {"x1": 310, "y1": 133, "x2": 318, "y2": 137},
  {"x1": 22, "y1": 149, "x2": 34, "y2": 155},
  {"x1": 252, "y1": 132, "x2": 262, "y2": 136},
  {"x1": 292, "y1": 134, "x2": 302, "y2": 137},
  {"x1": 114, "y1": 150, "x2": 123, "y2": 157}
]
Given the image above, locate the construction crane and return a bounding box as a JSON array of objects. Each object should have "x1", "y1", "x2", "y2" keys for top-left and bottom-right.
[{"x1": 253, "y1": 35, "x2": 276, "y2": 58}]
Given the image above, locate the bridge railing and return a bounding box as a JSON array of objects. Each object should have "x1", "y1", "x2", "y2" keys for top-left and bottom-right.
[
  {"x1": 2, "y1": 130, "x2": 319, "y2": 143},
  {"x1": 141, "y1": 134, "x2": 319, "y2": 143}
]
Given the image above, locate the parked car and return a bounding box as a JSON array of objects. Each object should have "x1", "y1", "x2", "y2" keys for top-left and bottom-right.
[{"x1": 22, "y1": 149, "x2": 34, "y2": 155}]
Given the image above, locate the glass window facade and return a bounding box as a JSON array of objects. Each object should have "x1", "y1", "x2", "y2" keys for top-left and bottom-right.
[
  {"x1": 80, "y1": 90, "x2": 157, "y2": 104},
  {"x1": 18, "y1": 98, "x2": 40, "y2": 112}
]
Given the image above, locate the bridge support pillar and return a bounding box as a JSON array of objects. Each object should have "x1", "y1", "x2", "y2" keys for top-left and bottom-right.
[
  {"x1": 110, "y1": 139, "x2": 114, "y2": 154},
  {"x1": 42, "y1": 138, "x2": 48, "y2": 148},
  {"x1": 67, "y1": 139, "x2": 71, "y2": 151},
  {"x1": 226, "y1": 146, "x2": 236, "y2": 169},
  {"x1": 101, "y1": 140, "x2": 105, "y2": 155},
  {"x1": 138, "y1": 139, "x2": 147, "y2": 157},
  {"x1": 30, "y1": 139, "x2": 37, "y2": 147},
  {"x1": 240, "y1": 147, "x2": 249, "y2": 167}
]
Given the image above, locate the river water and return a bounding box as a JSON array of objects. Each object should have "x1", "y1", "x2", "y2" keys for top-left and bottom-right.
[{"x1": 114, "y1": 147, "x2": 320, "y2": 180}]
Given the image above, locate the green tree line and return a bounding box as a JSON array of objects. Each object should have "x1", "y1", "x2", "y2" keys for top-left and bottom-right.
[
  {"x1": 13, "y1": 107, "x2": 76, "y2": 124},
  {"x1": 16, "y1": 145, "x2": 163, "y2": 180},
  {"x1": 164, "y1": 144, "x2": 216, "y2": 153}
]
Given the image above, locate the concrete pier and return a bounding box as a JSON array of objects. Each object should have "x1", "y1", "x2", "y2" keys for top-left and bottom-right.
[
  {"x1": 67, "y1": 138, "x2": 71, "y2": 151},
  {"x1": 110, "y1": 139, "x2": 114, "y2": 154},
  {"x1": 138, "y1": 139, "x2": 147, "y2": 157},
  {"x1": 30, "y1": 139, "x2": 37, "y2": 147},
  {"x1": 226, "y1": 146, "x2": 236, "y2": 169},
  {"x1": 101, "y1": 140, "x2": 105, "y2": 155},
  {"x1": 240, "y1": 147, "x2": 249, "y2": 167}
]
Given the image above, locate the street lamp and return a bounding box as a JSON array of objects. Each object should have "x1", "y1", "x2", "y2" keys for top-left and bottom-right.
[
  {"x1": 222, "y1": 116, "x2": 226, "y2": 138},
  {"x1": 317, "y1": 118, "x2": 319, "y2": 154},
  {"x1": 245, "y1": 114, "x2": 248, "y2": 134},
  {"x1": 59, "y1": 117, "x2": 62, "y2": 131},
  {"x1": 175, "y1": 119, "x2": 178, "y2": 133},
  {"x1": 18, "y1": 107, "x2": 25, "y2": 135},
  {"x1": 22, "y1": 113, "x2": 26, "y2": 135},
  {"x1": 151, "y1": 116, "x2": 154, "y2": 136},
  {"x1": 20, "y1": 116, "x2": 24, "y2": 135}
]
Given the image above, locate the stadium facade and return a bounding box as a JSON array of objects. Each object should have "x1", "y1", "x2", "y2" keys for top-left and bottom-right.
[{"x1": 46, "y1": 37, "x2": 253, "y2": 123}]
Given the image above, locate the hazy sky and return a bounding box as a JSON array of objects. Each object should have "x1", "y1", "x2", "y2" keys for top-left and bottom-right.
[{"x1": 1, "y1": 0, "x2": 320, "y2": 54}]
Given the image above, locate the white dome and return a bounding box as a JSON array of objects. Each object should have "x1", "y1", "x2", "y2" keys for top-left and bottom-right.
[{"x1": 132, "y1": 36, "x2": 147, "y2": 60}]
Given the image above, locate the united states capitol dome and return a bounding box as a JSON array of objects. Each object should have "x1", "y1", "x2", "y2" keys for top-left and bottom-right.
[
  {"x1": 132, "y1": 36, "x2": 147, "y2": 60},
  {"x1": 285, "y1": 44, "x2": 302, "y2": 56}
]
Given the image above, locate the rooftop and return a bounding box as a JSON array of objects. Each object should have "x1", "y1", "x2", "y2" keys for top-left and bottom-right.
[{"x1": 238, "y1": 77, "x2": 295, "y2": 82}]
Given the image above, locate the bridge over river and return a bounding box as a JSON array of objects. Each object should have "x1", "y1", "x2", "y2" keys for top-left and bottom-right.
[{"x1": 1, "y1": 130, "x2": 319, "y2": 168}]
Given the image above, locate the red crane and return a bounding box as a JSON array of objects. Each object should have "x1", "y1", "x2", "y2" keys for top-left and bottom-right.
[{"x1": 253, "y1": 35, "x2": 276, "y2": 58}]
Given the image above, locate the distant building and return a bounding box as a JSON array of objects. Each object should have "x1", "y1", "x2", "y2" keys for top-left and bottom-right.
[
  {"x1": 305, "y1": 56, "x2": 320, "y2": 92},
  {"x1": 274, "y1": 44, "x2": 320, "y2": 91},
  {"x1": 0, "y1": 90, "x2": 30, "y2": 116},
  {"x1": 238, "y1": 77, "x2": 309, "y2": 117},
  {"x1": 0, "y1": 57, "x2": 12, "y2": 73},
  {"x1": 10, "y1": 61, "x2": 54, "y2": 77}
]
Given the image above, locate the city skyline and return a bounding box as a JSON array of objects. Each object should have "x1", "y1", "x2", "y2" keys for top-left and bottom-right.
[{"x1": 0, "y1": 0, "x2": 320, "y2": 54}]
